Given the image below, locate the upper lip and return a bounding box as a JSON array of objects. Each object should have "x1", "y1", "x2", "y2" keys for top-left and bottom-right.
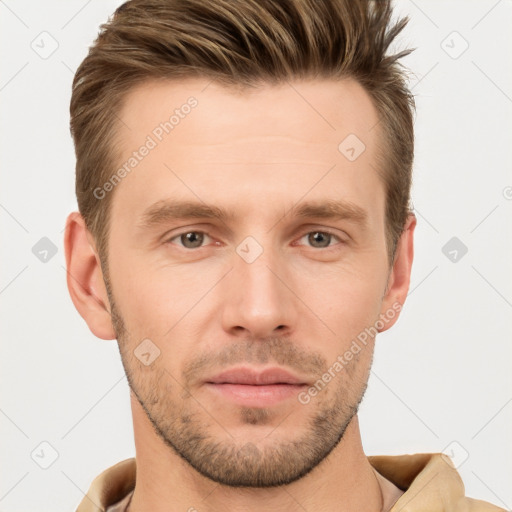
[{"x1": 205, "y1": 367, "x2": 307, "y2": 385}]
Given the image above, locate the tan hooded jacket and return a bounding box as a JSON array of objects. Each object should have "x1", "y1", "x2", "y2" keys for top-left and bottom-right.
[{"x1": 76, "y1": 453, "x2": 506, "y2": 512}]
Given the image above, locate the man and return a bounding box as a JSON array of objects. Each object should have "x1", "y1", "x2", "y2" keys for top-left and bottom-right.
[{"x1": 64, "y1": 0, "x2": 505, "y2": 510}]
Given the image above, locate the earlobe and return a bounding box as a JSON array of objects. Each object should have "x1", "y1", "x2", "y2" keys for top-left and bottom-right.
[
  {"x1": 378, "y1": 213, "x2": 416, "y2": 332},
  {"x1": 64, "y1": 212, "x2": 116, "y2": 340}
]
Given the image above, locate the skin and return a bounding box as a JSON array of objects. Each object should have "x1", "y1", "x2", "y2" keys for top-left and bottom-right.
[{"x1": 65, "y1": 77, "x2": 416, "y2": 511}]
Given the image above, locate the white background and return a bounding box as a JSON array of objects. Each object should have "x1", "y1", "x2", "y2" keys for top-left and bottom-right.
[{"x1": 1, "y1": 1, "x2": 511, "y2": 511}]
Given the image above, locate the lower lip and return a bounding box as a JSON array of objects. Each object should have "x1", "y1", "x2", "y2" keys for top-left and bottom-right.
[{"x1": 205, "y1": 383, "x2": 307, "y2": 407}]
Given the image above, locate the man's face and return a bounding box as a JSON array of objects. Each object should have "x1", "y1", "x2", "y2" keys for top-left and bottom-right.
[{"x1": 105, "y1": 78, "x2": 393, "y2": 486}]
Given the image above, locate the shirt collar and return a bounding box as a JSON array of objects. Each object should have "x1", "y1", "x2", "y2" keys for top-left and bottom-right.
[{"x1": 75, "y1": 453, "x2": 483, "y2": 512}]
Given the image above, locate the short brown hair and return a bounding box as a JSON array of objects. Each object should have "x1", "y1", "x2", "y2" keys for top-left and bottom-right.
[{"x1": 70, "y1": 0, "x2": 414, "y2": 265}]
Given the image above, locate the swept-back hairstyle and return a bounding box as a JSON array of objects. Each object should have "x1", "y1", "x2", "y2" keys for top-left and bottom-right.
[{"x1": 70, "y1": 0, "x2": 414, "y2": 265}]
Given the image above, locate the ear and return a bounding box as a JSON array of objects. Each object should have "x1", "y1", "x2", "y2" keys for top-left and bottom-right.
[
  {"x1": 378, "y1": 213, "x2": 416, "y2": 332},
  {"x1": 64, "y1": 212, "x2": 116, "y2": 340}
]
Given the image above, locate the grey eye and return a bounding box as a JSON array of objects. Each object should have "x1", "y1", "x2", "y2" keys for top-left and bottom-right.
[
  {"x1": 307, "y1": 232, "x2": 334, "y2": 248},
  {"x1": 178, "y1": 232, "x2": 205, "y2": 249}
]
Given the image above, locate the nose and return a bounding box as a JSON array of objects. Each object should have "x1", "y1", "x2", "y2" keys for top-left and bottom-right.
[{"x1": 221, "y1": 244, "x2": 297, "y2": 340}]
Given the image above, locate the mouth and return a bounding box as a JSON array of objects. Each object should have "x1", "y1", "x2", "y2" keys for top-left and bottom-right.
[{"x1": 204, "y1": 367, "x2": 309, "y2": 407}]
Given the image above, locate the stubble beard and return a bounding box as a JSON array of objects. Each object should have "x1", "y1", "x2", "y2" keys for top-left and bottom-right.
[{"x1": 107, "y1": 284, "x2": 372, "y2": 488}]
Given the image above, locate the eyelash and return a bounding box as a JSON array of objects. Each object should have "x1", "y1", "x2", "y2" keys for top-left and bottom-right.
[{"x1": 166, "y1": 229, "x2": 345, "y2": 251}]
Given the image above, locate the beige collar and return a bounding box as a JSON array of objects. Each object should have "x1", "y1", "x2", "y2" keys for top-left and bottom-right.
[{"x1": 76, "y1": 453, "x2": 505, "y2": 511}]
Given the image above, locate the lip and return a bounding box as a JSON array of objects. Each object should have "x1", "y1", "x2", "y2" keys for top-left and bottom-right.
[
  {"x1": 204, "y1": 367, "x2": 308, "y2": 407},
  {"x1": 206, "y1": 367, "x2": 307, "y2": 385}
]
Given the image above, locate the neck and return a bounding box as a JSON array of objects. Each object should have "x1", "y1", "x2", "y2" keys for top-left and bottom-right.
[{"x1": 128, "y1": 394, "x2": 388, "y2": 512}]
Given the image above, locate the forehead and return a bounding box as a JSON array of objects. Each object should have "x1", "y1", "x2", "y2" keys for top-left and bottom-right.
[
  {"x1": 109, "y1": 77, "x2": 384, "y2": 228},
  {"x1": 117, "y1": 77, "x2": 380, "y2": 150}
]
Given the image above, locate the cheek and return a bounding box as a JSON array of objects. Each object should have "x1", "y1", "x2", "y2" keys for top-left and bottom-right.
[
  {"x1": 108, "y1": 253, "x2": 222, "y2": 345},
  {"x1": 307, "y1": 266, "x2": 386, "y2": 336}
]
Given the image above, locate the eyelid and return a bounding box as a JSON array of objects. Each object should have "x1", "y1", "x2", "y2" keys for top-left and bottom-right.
[
  {"x1": 299, "y1": 227, "x2": 344, "y2": 238},
  {"x1": 294, "y1": 228, "x2": 346, "y2": 249},
  {"x1": 166, "y1": 229, "x2": 213, "y2": 247},
  {"x1": 163, "y1": 226, "x2": 348, "y2": 249},
  {"x1": 160, "y1": 222, "x2": 213, "y2": 242}
]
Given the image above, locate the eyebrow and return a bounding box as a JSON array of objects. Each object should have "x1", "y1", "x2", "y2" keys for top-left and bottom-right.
[
  {"x1": 138, "y1": 198, "x2": 368, "y2": 230},
  {"x1": 291, "y1": 200, "x2": 368, "y2": 227},
  {"x1": 138, "y1": 200, "x2": 234, "y2": 229}
]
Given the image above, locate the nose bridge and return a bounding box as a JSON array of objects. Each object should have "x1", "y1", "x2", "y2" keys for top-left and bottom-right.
[{"x1": 221, "y1": 237, "x2": 296, "y2": 337}]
